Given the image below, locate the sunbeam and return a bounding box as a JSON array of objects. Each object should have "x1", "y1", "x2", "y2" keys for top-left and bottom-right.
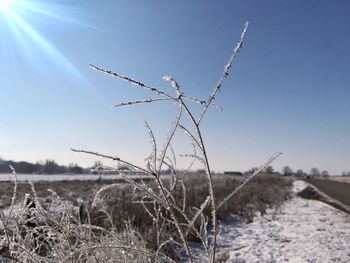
[
  {"x1": 0, "y1": 0, "x2": 14, "y2": 11},
  {"x1": 0, "y1": 0, "x2": 84, "y2": 79}
]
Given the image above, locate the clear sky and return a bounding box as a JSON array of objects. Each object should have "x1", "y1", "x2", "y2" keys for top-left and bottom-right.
[{"x1": 1, "y1": 0, "x2": 349, "y2": 175}]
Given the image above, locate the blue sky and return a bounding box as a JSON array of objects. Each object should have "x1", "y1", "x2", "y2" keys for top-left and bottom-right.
[{"x1": 1, "y1": 0, "x2": 349, "y2": 174}]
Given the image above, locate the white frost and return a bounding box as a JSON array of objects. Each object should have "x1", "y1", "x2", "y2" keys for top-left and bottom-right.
[{"x1": 201, "y1": 180, "x2": 350, "y2": 263}]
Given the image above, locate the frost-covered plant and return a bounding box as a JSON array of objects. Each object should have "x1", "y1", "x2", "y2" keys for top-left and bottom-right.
[
  {"x1": 0, "y1": 167, "x2": 171, "y2": 262},
  {"x1": 0, "y1": 22, "x2": 285, "y2": 263},
  {"x1": 71, "y1": 22, "x2": 281, "y2": 262}
]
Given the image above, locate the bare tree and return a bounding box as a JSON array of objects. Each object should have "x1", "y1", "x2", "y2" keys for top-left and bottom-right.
[
  {"x1": 321, "y1": 170, "x2": 329, "y2": 177},
  {"x1": 282, "y1": 166, "x2": 293, "y2": 176},
  {"x1": 295, "y1": 169, "x2": 304, "y2": 177},
  {"x1": 264, "y1": 166, "x2": 274, "y2": 174},
  {"x1": 310, "y1": 167, "x2": 320, "y2": 178}
]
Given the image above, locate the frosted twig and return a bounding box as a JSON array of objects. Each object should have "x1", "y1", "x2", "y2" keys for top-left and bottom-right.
[
  {"x1": 168, "y1": 144, "x2": 177, "y2": 169},
  {"x1": 198, "y1": 21, "x2": 249, "y2": 125},
  {"x1": 163, "y1": 75, "x2": 181, "y2": 97},
  {"x1": 178, "y1": 124, "x2": 203, "y2": 151},
  {"x1": 144, "y1": 121, "x2": 157, "y2": 172},
  {"x1": 186, "y1": 195, "x2": 211, "y2": 236},
  {"x1": 182, "y1": 95, "x2": 223, "y2": 111},
  {"x1": 163, "y1": 157, "x2": 175, "y2": 170},
  {"x1": 122, "y1": 176, "x2": 161, "y2": 203},
  {"x1": 177, "y1": 98, "x2": 218, "y2": 262},
  {"x1": 138, "y1": 198, "x2": 156, "y2": 221},
  {"x1": 71, "y1": 148, "x2": 151, "y2": 175},
  {"x1": 6, "y1": 165, "x2": 17, "y2": 231},
  {"x1": 200, "y1": 214, "x2": 209, "y2": 248},
  {"x1": 162, "y1": 74, "x2": 222, "y2": 110},
  {"x1": 179, "y1": 154, "x2": 206, "y2": 166},
  {"x1": 217, "y1": 152, "x2": 282, "y2": 209},
  {"x1": 92, "y1": 183, "x2": 119, "y2": 207},
  {"x1": 179, "y1": 180, "x2": 186, "y2": 212},
  {"x1": 157, "y1": 104, "x2": 183, "y2": 174},
  {"x1": 156, "y1": 177, "x2": 194, "y2": 262},
  {"x1": 114, "y1": 98, "x2": 170, "y2": 107},
  {"x1": 12, "y1": 244, "x2": 41, "y2": 263},
  {"x1": 180, "y1": 144, "x2": 198, "y2": 177},
  {"x1": 90, "y1": 64, "x2": 176, "y2": 100},
  {"x1": 146, "y1": 183, "x2": 211, "y2": 258}
]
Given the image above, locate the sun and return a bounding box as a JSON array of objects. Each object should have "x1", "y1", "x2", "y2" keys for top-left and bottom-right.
[
  {"x1": 0, "y1": 0, "x2": 85, "y2": 79},
  {"x1": 0, "y1": 0, "x2": 14, "y2": 11}
]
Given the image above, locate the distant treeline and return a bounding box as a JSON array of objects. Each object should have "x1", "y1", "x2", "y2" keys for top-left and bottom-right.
[
  {"x1": 260, "y1": 166, "x2": 349, "y2": 177},
  {"x1": 0, "y1": 159, "x2": 87, "y2": 174},
  {"x1": 224, "y1": 166, "x2": 349, "y2": 178}
]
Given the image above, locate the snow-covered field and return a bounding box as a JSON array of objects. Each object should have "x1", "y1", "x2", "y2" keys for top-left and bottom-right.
[
  {"x1": 0, "y1": 173, "x2": 153, "y2": 181},
  {"x1": 211, "y1": 180, "x2": 350, "y2": 263}
]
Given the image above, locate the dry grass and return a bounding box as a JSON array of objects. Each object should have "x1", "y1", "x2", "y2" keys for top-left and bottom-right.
[
  {"x1": 0, "y1": 174, "x2": 291, "y2": 262},
  {"x1": 0, "y1": 178, "x2": 152, "y2": 208}
]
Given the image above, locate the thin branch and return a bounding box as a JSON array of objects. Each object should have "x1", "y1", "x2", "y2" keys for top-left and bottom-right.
[
  {"x1": 180, "y1": 143, "x2": 198, "y2": 177},
  {"x1": 162, "y1": 157, "x2": 175, "y2": 171},
  {"x1": 176, "y1": 97, "x2": 219, "y2": 262},
  {"x1": 71, "y1": 148, "x2": 151, "y2": 176},
  {"x1": 165, "y1": 201, "x2": 210, "y2": 256},
  {"x1": 155, "y1": 175, "x2": 194, "y2": 263},
  {"x1": 178, "y1": 124, "x2": 203, "y2": 152},
  {"x1": 185, "y1": 196, "x2": 211, "y2": 256},
  {"x1": 179, "y1": 154, "x2": 206, "y2": 166},
  {"x1": 180, "y1": 180, "x2": 186, "y2": 212},
  {"x1": 114, "y1": 98, "x2": 170, "y2": 107},
  {"x1": 162, "y1": 74, "x2": 223, "y2": 110},
  {"x1": 168, "y1": 144, "x2": 177, "y2": 169},
  {"x1": 122, "y1": 176, "x2": 162, "y2": 203},
  {"x1": 182, "y1": 95, "x2": 223, "y2": 111},
  {"x1": 163, "y1": 75, "x2": 181, "y2": 97},
  {"x1": 144, "y1": 121, "x2": 157, "y2": 173},
  {"x1": 5, "y1": 165, "x2": 17, "y2": 231},
  {"x1": 217, "y1": 152, "x2": 282, "y2": 210},
  {"x1": 198, "y1": 21, "x2": 249, "y2": 125},
  {"x1": 186, "y1": 195, "x2": 211, "y2": 237},
  {"x1": 157, "y1": 104, "x2": 183, "y2": 175},
  {"x1": 14, "y1": 246, "x2": 41, "y2": 263},
  {"x1": 138, "y1": 198, "x2": 156, "y2": 221},
  {"x1": 90, "y1": 64, "x2": 176, "y2": 101}
]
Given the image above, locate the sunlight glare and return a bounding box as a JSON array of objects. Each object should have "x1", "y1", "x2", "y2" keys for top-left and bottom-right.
[
  {"x1": 0, "y1": 0, "x2": 13, "y2": 11},
  {"x1": 0, "y1": 0, "x2": 85, "y2": 80}
]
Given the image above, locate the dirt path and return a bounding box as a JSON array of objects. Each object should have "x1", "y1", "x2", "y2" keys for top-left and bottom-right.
[
  {"x1": 308, "y1": 179, "x2": 350, "y2": 208},
  {"x1": 195, "y1": 180, "x2": 350, "y2": 263}
]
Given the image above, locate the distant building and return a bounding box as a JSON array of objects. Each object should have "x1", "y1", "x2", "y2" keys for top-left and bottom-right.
[
  {"x1": 91, "y1": 166, "x2": 119, "y2": 175},
  {"x1": 223, "y1": 171, "x2": 242, "y2": 176}
]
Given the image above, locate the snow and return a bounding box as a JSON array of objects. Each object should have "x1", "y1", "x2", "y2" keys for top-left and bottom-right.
[
  {"x1": 0, "y1": 173, "x2": 154, "y2": 182},
  {"x1": 207, "y1": 180, "x2": 350, "y2": 262}
]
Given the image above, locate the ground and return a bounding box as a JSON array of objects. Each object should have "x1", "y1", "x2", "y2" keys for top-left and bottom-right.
[
  {"x1": 308, "y1": 179, "x2": 350, "y2": 208},
  {"x1": 204, "y1": 180, "x2": 350, "y2": 263}
]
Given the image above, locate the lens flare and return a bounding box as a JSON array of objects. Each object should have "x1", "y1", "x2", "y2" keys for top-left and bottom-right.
[
  {"x1": 0, "y1": 0, "x2": 13, "y2": 10},
  {"x1": 0, "y1": 0, "x2": 85, "y2": 80}
]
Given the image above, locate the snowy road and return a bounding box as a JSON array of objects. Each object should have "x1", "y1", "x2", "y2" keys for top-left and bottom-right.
[{"x1": 212, "y1": 180, "x2": 350, "y2": 263}]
